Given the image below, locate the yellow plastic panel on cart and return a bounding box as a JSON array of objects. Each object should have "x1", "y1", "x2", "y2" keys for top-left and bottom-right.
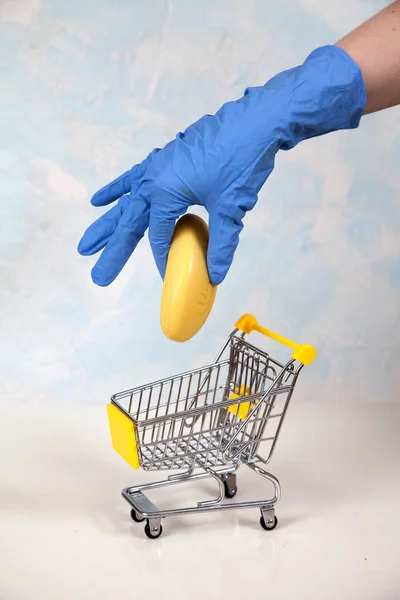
[
  {"x1": 227, "y1": 385, "x2": 257, "y2": 420},
  {"x1": 160, "y1": 214, "x2": 217, "y2": 343},
  {"x1": 107, "y1": 403, "x2": 140, "y2": 470}
]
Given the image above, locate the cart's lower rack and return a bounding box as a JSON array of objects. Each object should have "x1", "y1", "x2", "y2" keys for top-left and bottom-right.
[{"x1": 122, "y1": 461, "x2": 281, "y2": 539}]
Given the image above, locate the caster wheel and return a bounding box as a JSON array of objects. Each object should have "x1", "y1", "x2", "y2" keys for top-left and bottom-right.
[
  {"x1": 130, "y1": 509, "x2": 145, "y2": 523},
  {"x1": 260, "y1": 514, "x2": 278, "y2": 531},
  {"x1": 224, "y1": 481, "x2": 238, "y2": 499},
  {"x1": 144, "y1": 520, "x2": 163, "y2": 539}
]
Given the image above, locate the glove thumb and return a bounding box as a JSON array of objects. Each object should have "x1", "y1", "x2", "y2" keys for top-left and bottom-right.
[{"x1": 207, "y1": 190, "x2": 256, "y2": 285}]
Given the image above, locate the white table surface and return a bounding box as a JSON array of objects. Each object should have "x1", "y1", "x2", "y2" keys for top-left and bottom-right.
[{"x1": 1, "y1": 402, "x2": 399, "y2": 600}]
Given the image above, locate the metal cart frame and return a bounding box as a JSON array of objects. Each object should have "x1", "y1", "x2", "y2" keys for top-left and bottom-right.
[{"x1": 107, "y1": 314, "x2": 316, "y2": 538}]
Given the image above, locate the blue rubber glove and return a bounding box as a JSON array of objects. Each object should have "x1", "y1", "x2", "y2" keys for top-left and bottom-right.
[{"x1": 78, "y1": 45, "x2": 365, "y2": 286}]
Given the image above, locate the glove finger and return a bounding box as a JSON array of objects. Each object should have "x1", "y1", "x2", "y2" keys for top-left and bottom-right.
[
  {"x1": 91, "y1": 170, "x2": 133, "y2": 207},
  {"x1": 77, "y1": 203, "x2": 122, "y2": 256},
  {"x1": 77, "y1": 193, "x2": 133, "y2": 256},
  {"x1": 91, "y1": 149, "x2": 158, "y2": 207},
  {"x1": 207, "y1": 192, "x2": 256, "y2": 285},
  {"x1": 91, "y1": 193, "x2": 150, "y2": 286},
  {"x1": 148, "y1": 188, "x2": 188, "y2": 279}
]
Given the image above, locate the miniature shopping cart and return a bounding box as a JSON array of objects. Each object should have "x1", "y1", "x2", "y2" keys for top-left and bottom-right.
[{"x1": 107, "y1": 314, "x2": 316, "y2": 538}]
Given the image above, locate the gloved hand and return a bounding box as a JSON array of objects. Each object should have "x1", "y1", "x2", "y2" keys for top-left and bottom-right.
[{"x1": 78, "y1": 45, "x2": 365, "y2": 286}]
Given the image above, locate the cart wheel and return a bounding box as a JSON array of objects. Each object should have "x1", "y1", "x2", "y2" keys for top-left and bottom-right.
[
  {"x1": 130, "y1": 509, "x2": 145, "y2": 523},
  {"x1": 260, "y1": 515, "x2": 278, "y2": 531},
  {"x1": 144, "y1": 520, "x2": 163, "y2": 539},
  {"x1": 224, "y1": 481, "x2": 238, "y2": 499}
]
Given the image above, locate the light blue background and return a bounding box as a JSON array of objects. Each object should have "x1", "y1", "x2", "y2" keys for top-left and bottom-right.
[{"x1": 1, "y1": 0, "x2": 399, "y2": 405}]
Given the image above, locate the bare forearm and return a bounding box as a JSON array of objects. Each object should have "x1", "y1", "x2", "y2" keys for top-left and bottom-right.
[{"x1": 336, "y1": 0, "x2": 400, "y2": 114}]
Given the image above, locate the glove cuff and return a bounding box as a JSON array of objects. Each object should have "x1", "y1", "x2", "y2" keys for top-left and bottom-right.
[{"x1": 278, "y1": 45, "x2": 366, "y2": 149}]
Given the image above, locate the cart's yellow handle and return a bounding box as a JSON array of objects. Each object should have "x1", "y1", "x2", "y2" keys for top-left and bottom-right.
[{"x1": 235, "y1": 314, "x2": 316, "y2": 366}]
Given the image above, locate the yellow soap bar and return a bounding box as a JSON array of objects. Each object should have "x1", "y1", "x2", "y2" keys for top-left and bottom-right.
[{"x1": 160, "y1": 214, "x2": 217, "y2": 342}]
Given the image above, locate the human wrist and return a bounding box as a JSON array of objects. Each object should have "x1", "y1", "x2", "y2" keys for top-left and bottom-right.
[{"x1": 270, "y1": 45, "x2": 366, "y2": 150}]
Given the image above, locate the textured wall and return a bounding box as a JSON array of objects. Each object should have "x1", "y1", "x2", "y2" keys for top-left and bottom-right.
[{"x1": 1, "y1": 0, "x2": 399, "y2": 406}]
